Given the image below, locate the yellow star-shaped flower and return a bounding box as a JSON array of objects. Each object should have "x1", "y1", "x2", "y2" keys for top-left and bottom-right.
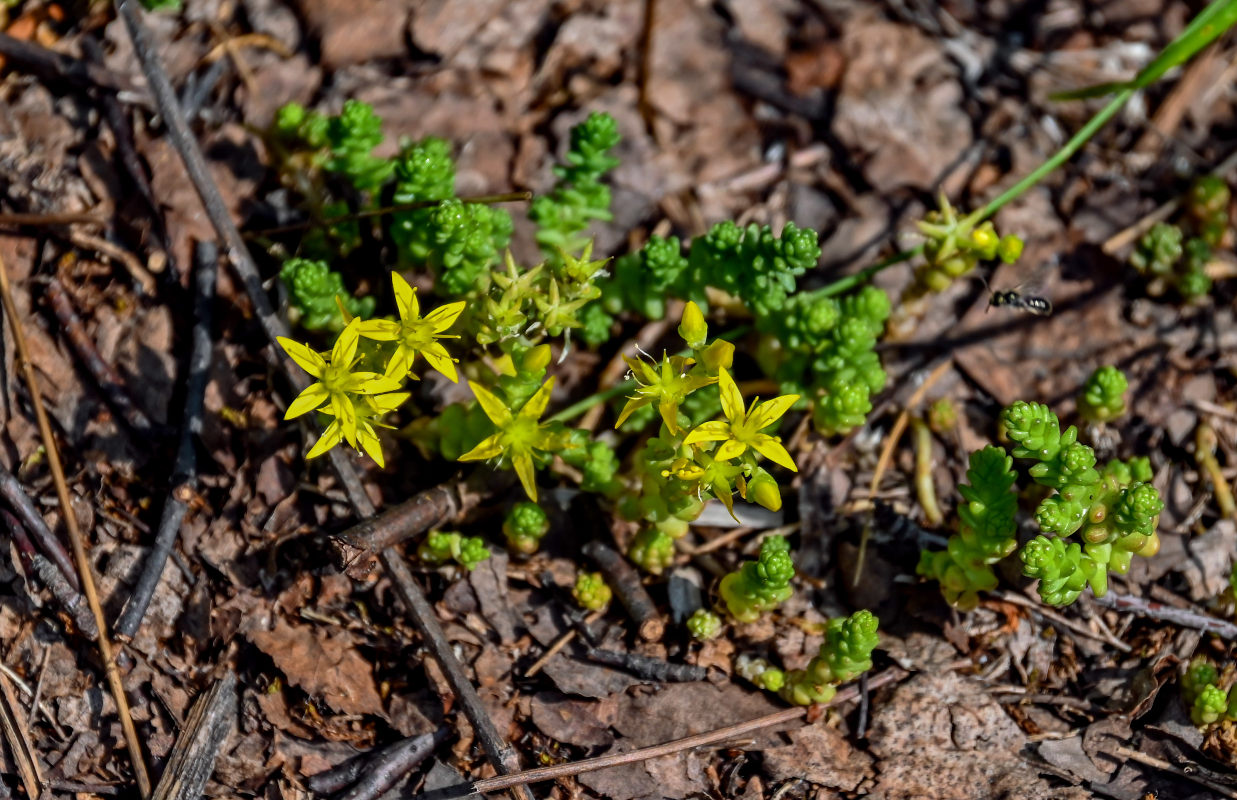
[
  {"x1": 458, "y1": 378, "x2": 559, "y2": 501},
  {"x1": 356, "y1": 272, "x2": 465, "y2": 382},
  {"x1": 683, "y1": 367, "x2": 799, "y2": 471},
  {"x1": 278, "y1": 319, "x2": 405, "y2": 465}
]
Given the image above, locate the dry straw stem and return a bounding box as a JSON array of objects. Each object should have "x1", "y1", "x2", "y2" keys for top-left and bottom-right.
[
  {"x1": 852, "y1": 358, "x2": 952, "y2": 587},
  {"x1": 0, "y1": 251, "x2": 153, "y2": 797}
]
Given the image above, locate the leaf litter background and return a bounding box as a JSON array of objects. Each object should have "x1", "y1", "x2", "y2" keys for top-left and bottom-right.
[{"x1": 0, "y1": 0, "x2": 1236, "y2": 799}]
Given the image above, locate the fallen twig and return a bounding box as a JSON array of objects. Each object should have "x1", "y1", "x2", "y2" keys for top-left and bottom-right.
[
  {"x1": 582, "y1": 647, "x2": 708, "y2": 682},
  {"x1": 582, "y1": 540, "x2": 664, "y2": 641},
  {"x1": 150, "y1": 671, "x2": 237, "y2": 800},
  {"x1": 115, "y1": 241, "x2": 216, "y2": 641},
  {"x1": 1114, "y1": 744, "x2": 1237, "y2": 800},
  {"x1": 339, "y1": 728, "x2": 449, "y2": 800},
  {"x1": 45, "y1": 277, "x2": 160, "y2": 438},
  {"x1": 1091, "y1": 591, "x2": 1237, "y2": 639},
  {"x1": 0, "y1": 32, "x2": 148, "y2": 101},
  {"x1": 0, "y1": 668, "x2": 43, "y2": 799},
  {"x1": 0, "y1": 247, "x2": 153, "y2": 796},
  {"x1": 425, "y1": 666, "x2": 908, "y2": 799},
  {"x1": 524, "y1": 609, "x2": 605, "y2": 678},
  {"x1": 0, "y1": 463, "x2": 78, "y2": 590},
  {"x1": 306, "y1": 729, "x2": 447, "y2": 795},
  {"x1": 113, "y1": 5, "x2": 531, "y2": 795}
]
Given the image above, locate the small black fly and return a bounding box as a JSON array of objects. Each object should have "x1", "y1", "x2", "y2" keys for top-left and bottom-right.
[{"x1": 988, "y1": 289, "x2": 1053, "y2": 315}]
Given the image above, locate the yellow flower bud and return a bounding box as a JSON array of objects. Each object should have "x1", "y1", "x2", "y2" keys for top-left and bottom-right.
[{"x1": 678, "y1": 301, "x2": 709, "y2": 348}]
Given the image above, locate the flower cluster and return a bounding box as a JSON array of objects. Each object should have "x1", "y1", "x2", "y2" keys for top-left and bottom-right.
[
  {"x1": 279, "y1": 272, "x2": 464, "y2": 467},
  {"x1": 614, "y1": 304, "x2": 801, "y2": 574},
  {"x1": 418, "y1": 531, "x2": 491, "y2": 571},
  {"x1": 908, "y1": 194, "x2": 1023, "y2": 298}
]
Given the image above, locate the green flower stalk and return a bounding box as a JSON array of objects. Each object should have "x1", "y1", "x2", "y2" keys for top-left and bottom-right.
[
  {"x1": 1003, "y1": 401, "x2": 1163, "y2": 605},
  {"x1": 781, "y1": 610, "x2": 879, "y2": 706},
  {"x1": 503, "y1": 501, "x2": 550, "y2": 555},
  {"x1": 530, "y1": 111, "x2": 621, "y2": 259},
  {"x1": 573, "y1": 572, "x2": 612, "y2": 611},
  {"x1": 719, "y1": 536, "x2": 795, "y2": 623},
  {"x1": 389, "y1": 138, "x2": 512, "y2": 297},
  {"x1": 418, "y1": 531, "x2": 491, "y2": 571},
  {"x1": 1077, "y1": 366, "x2": 1128, "y2": 423},
  {"x1": 324, "y1": 99, "x2": 394, "y2": 193},
  {"x1": 279, "y1": 257, "x2": 375, "y2": 332},
  {"x1": 917, "y1": 446, "x2": 1018, "y2": 610},
  {"x1": 687, "y1": 608, "x2": 722, "y2": 641}
]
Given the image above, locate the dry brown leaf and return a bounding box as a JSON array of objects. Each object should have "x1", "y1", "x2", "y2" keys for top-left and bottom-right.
[{"x1": 248, "y1": 620, "x2": 384, "y2": 716}]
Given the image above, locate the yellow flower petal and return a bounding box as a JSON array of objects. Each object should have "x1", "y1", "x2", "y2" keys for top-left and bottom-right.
[
  {"x1": 422, "y1": 342, "x2": 459, "y2": 382},
  {"x1": 368, "y1": 392, "x2": 410, "y2": 415},
  {"x1": 425, "y1": 300, "x2": 466, "y2": 333},
  {"x1": 392, "y1": 272, "x2": 419, "y2": 322},
  {"x1": 330, "y1": 395, "x2": 359, "y2": 448},
  {"x1": 306, "y1": 420, "x2": 343, "y2": 460},
  {"x1": 512, "y1": 453, "x2": 538, "y2": 502},
  {"x1": 715, "y1": 439, "x2": 748, "y2": 462},
  {"x1": 356, "y1": 318, "x2": 400, "y2": 342},
  {"x1": 356, "y1": 422, "x2": 385, "y2": 467},
  {"x1": 351, "y1": 374, "x2": 404, "y2": 395},
  {"x1": 383, "y1": 347, "x2": 414, "y2": 380},
  {"x1": 332, "y1": 319, "x2": 362, "y2": 365},
  {"x1": 278, "y1": 337, "x2": 326, "y2": 377},
  {"x1": 469, "y1": 382, "x2": 513, "y2": 426},
  {"x1": 614, "y1": 397, "x2": 650, "y2": 430},
  {"x1": 751, "y1": 434, "x2": 798, "y2": 472},
  {"x1": 712, "y1": 479, "x2": 738, "y2": 522},
  {"x1": 749, "y1": 394, "x2": 799, "y2": 431},
  {"x1": 717, "y1": 367, "x2": 744, "y2": 423},
  {"x1": 657, "y1": 399, "x2": 680, "y2": 434},
  {"x1": 683, "y1": 420, "x2": 731, "y2": 445},
  {"x1": 459, "y1": 433, "x2": 504, "y2": 462},
  {"x1": 285, "y1": 382, "x2": 330, "y2": 419},
  {"x1": 520, "y1": 377, "x2": 555, "y2": 420}
]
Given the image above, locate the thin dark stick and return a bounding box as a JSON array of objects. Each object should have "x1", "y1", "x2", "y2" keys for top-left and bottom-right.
[
  {"x1": 179, "y1": 58, "x2": 229, "y2": 122},
  {"x1": 856, "y1": 671, "x2": 870, "y2": 738},
  {"x1": 582, "y1": 647, "x2": 707, "y2": 682},
  {"x1": 115, "y1": 241, "x2": 216, "y2": 641},
  {"x1": 582, "y1": 541, "x2": 664, "y2": 641},
  {"x1": 334, "y1": 483, "x2": 459, "y2": 566},
  {"x1": 0, "y1": 33, "x2": 148, "y2": 100},
  {"x1": 1, "y1": 508, "x2": 96, "y2": 637},
  {"x1": 427, "y1": 666, "x2": 908, "y2": 799},
  {"x1": 0, "y1": 463, "x2": 78, "y2": 590},
  {"x1": 44, "y1": 278, "x2": 160, "y2": 438},
  {"x1": 113, "y1": 6, "x2": 531, "y2": 796},
  {"x1": 1091, "y1": 591, "x2": 1237, "y2": 639},
  {"x1": 338, "y1": 728, "x2": 449, "y2": 800},
  {"x1": 81, "y1": 36, "x2": 178, "y2": 281}
]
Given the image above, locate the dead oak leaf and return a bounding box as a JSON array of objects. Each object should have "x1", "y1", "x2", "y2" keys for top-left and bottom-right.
[{"x1": 247, "y1": 620, "x2": 384, "y2": 716}]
